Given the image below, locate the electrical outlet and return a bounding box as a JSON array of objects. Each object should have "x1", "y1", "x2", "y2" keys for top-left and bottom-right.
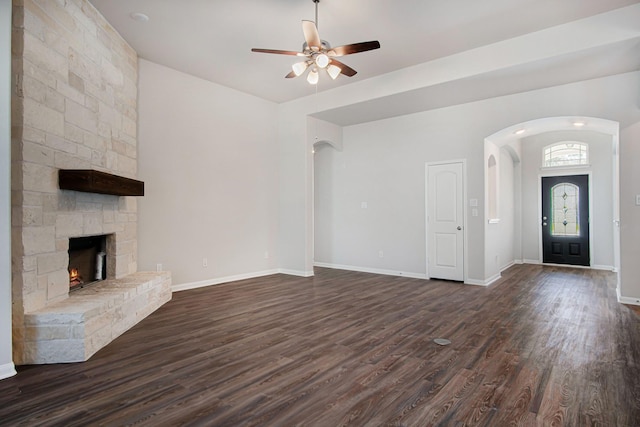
[
  {"x1": 202, "y1": 258, "x2": 208, "y2": 268},
  {"x1": 361, "y1": 202, "x2": 368, "y2": 209},
  {"x1": 379, "y1": 250, "x2": 384, "y2": 258},
  {"x1": 264, "y1": 251, "x2": 269, "y2": 259},
  {"x1": 156, "y1": 263, "x2": 162, "y2": 272}
]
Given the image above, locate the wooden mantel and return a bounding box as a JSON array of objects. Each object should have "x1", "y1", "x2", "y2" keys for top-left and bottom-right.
[{"x1": 58, "y1": 169, "x2": 144, "y2": 196}]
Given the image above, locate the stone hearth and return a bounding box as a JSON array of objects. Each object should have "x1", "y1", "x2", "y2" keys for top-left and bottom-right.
[{"x1": 24, "y1": 272, "x2": 171, "y2": 364}]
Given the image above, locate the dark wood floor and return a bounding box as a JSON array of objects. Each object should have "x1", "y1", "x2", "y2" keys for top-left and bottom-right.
[{"x1": 2, "y1": 265, "x2": 640, "y2": 426}]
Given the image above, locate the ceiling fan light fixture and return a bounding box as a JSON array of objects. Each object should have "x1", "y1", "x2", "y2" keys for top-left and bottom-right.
[
  {"x1": 315, "y1": 53, "x2": 329, "y2": 68},
  {"x1": 292, "y1": 61, "x2": 309, "y2": 77},
  {"x1": 327, "y1": 64, "x2": 341, "y2": 80},
  {"x1": 250, "y1": 0, "x2": 380, "y2": 84},
  {"x1": 307, "y1": 68, "x2": 319, "y2": 85}
]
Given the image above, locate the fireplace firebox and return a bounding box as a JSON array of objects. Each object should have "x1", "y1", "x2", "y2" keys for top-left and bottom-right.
[{"x1": 68, "y1": 235, "x2": 109, "y2": 290}]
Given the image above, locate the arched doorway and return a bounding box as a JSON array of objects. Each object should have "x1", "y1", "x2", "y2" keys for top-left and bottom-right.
[{"x1": 483, "y1": 117, "x2": 620, "y2": 288}]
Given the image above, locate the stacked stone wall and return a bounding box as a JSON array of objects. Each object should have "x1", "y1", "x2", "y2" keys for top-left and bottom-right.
[{"x1": 11, "y1": 0, "x2": 144, "y2": 364}]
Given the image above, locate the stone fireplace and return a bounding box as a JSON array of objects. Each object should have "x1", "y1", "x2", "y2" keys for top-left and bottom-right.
[{"x1": 11, "y1": 0, "x2": 171, "y2": 364}]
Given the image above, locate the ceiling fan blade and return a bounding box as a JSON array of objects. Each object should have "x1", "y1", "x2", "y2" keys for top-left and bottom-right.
[
  {"x1": 302, "y1": 20, "x2": 321, "y2": 50},
  {"x1": 251, "y1": 48, "x2": 304, "y2": 56},
  {"x1": 330, "y1": 59, "x2": 357, "y2": 77},
  {"x1": 328, "y1": 41, "x2": 381, "y2": 57},
  {"x1": 285, "y1": 70, "x2": 297, "y2": 79}
]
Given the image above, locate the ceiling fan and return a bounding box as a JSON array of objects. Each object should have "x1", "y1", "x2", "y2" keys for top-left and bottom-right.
[{"x1": 251, "y1": 0, "x2": 380, "y2": 85}]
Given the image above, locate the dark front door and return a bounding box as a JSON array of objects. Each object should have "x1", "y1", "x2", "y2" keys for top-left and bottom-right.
[{"x1": 541, "y1": 175, "x2": 590, "y2": 266}]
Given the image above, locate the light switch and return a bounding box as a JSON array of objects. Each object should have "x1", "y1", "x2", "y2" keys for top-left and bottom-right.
[
  {"x1": 361, "y1": 202, "x2": 368, "y2": 209},
  {"x1": 469, "y1": 198, "x2": 478, "y2": 207},
  {"x1": 472, "y1": 208, "x2": 478, "y2": 217},
  {"x1": 636, "y1": 195, "x2": 640, "y2": 206}
]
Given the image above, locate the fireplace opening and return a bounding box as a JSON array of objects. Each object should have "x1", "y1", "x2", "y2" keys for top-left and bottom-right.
[{"x1": 68, "y1": 235, "x2": 108, "y2": 290}]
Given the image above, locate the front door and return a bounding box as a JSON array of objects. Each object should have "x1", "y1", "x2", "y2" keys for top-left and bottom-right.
[
  {"x1": 541, "y1": 175, "x2": 590, "y2": 266},
  {"x1": 427, "y1": 162, "x2": 464, "y2": 281}
]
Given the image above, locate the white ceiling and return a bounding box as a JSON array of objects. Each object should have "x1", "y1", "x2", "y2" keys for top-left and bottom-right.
[{"x1": 89, "y1": 0, "x2": 640, "y2": 106}]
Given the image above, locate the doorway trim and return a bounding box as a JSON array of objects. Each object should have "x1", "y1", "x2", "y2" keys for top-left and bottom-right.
[
  {"x1": 425, "y1": 159, "x2": 468, "y2": 282},
  {"x1": 538, "y1": 172, "x2": 593, "y2": 266}
]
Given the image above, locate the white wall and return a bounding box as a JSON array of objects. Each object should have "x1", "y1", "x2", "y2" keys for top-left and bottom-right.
[
  {"x1": 311, "y1": 117, "x2": 342, "y2": 265},
  {"x1": 310, "y1": 117, "x2": 343, "y2": 151},
  {"x1": 520, "y1": 131, "x2": 614, "y2": 268},
  {"x1": 510, "y1": 141, "x2": 524, "y2": 264},
  {"x1": 0, "y1": 0, "x2": 16, "y2": 379},
  {"x1": 135, "y1": 61, "x2": 639, "y2": 297},
  {"x1": 137, "y1": 60, "x2": 280, "y2": 287},
  {"x1": 498, "y1": 148, "x2": 516, "y2": 270},
  {"x1": 313, "y1": 106, "x2": 488, "y2": 280},
  {"x1": 277, "y1": 104, "x2": 313, "y2": 276},
  {"x1": 314, "y1": 143, "x2": 336, "y2": 265},
  {"x1": 484, "y1": 141, "x2": 518, "y2": 282},
  {"x1": 620, "y1": 121, "x2": 640, "y2": 300},
  {"x1": 311, "y1": 72, "x2": 640, "y2": 284}
]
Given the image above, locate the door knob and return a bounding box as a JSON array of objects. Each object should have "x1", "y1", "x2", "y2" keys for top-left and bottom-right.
[
  {"x1": 543, "y1": 222, "x2": 547, "y2": 226},
  {"x1": 457, "y1": 226, "x2": 462, "y2": 230}
]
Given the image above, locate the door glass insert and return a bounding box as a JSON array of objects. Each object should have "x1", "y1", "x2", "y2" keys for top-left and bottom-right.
[{"x1": 551, "y1": 182, "x2": 579, "y2": 236}]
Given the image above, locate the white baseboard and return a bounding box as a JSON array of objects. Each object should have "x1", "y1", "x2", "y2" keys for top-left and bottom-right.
[
  {"x1": 618, "y1": 292, "x2": 640, "y2": 306},
  {"x1": 171, "y1": 262, "x2": 526, "y2": 292},
  {"x1": 0, "y1": 362, "x2": 16, "y2": 380},
  {"x1": 465, "y1": 273, "x2": 501, "y2": 287},
  {"x1": 522, "y1": 260, "x2": 615, "y2": 271},
  {"x1": 278, "y1": 269, "x2": 314, "y2": 278},
  {"x1": 172, "y1": 269, "x2": 280, "y2": 292},
  {"x1": 486, "y1": 273, "x2": 502, "y2": 286},
  {"x1": 541, "y1": 263, "x2": 606, "y2": 270},
  {"x1": 500, "y1": 261, "x2": 516, "y2": 273},
  {"x1": 591, "y1": 264, "x2": 615, "y2": 271},
  {"x1": 463, "y1": 278, "x2": 488, "y2": 286},
  {"x1": 172, "y1": 268, "x2": 317, "y2": 292},
  {"x1": 314, "y1": 262, "x2": 427, "y2": 280}
]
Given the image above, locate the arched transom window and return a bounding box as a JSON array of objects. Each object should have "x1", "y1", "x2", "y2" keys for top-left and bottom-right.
[{"x1": 543, "y1": 142, "x2": 588, "y2": 167}]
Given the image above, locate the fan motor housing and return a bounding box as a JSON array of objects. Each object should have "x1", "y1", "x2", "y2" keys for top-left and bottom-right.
[{"x1": 302, "y1": 40, "x2": 331, "y2": 54}]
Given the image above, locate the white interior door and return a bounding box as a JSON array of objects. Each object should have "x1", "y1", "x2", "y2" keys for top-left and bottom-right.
[{"x1": 427, "y1": 162, "x2": 464, "y2": 281}]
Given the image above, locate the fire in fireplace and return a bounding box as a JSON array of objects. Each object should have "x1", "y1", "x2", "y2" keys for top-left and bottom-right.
[
  {"x1": 69, "y1": 268, "x2": 81, "y2": 287},
  {"x1": 68, "y1": 235, "x2": 109, "y2": 290}
]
